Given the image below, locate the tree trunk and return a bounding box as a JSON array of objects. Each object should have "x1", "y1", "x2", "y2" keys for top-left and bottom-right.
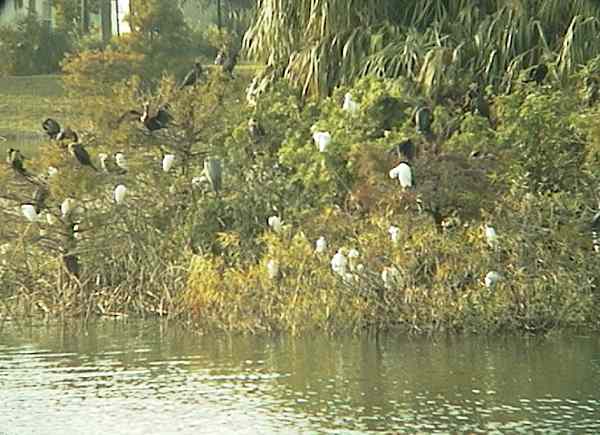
[
  {"x1": 81, "y1": 0, "x2": 90, "y2": 34},
  {"x1": 101, "y1": 0, "x2": 112, "y2": 42},
  {"x1": 216, "y1": 0, "x2": 222, "y2": 32}
]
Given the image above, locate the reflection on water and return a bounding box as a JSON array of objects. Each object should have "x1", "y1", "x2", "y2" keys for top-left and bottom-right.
[{"x1": 1, "y1": 321, "x2": 599, "y2": 434}]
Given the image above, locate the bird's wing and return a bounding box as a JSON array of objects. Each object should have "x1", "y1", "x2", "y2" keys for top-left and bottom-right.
[
  {"x1": 179, "y1": 70, "x2": 196, "y2": 88},
  {"x1": 42, "y1": 118, "x2": 61, "y2": 137},
  {"x1": 155, "y1": 106, "x2": 172, "y2": 125},
  {"x1": 115, "y1": 110, "x2": 143, "y2": 125}
]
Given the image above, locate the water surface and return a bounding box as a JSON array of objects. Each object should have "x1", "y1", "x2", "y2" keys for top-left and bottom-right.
[{"x1": 1, "y1": 321, "x2": 599, "y2": 434}]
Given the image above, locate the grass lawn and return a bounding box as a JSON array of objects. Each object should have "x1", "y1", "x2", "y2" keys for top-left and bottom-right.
[{"x1": 0, "y1": 74, "x2": 71, "y2": 156}]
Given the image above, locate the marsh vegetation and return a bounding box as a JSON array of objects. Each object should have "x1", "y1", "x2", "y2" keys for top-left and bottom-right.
[{"x1": 1, "y1": 0, "x2": 600, "y2": 334}]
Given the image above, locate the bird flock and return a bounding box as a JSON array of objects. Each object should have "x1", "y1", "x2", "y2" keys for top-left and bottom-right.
[{"x1": 4, "y1": 60, "x2": 599, "y2": 291}]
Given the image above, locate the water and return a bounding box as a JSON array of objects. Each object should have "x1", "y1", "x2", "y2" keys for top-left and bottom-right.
[{"x1": 1, "y1": 321, "x2": 599, "y2": 434}]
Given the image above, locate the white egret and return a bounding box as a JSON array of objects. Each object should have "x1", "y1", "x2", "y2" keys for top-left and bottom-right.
[
  {"x1": 381, "y1": 266, "x2": 400, "y2": 289},
  {"x1": 347, "y1": 248, "x2": 360, "y2": 271},
  {"x1": 99, "y1": 153, "x2": 109, "y2": 172},
  {"x1": 162, "y1": 154, "x2": 176, "y2": 172},
  {"x1": 115, "y1": 152, "x2": 128, "y2": 171},
  {"x1": 21, "y1": 204, "x2": 38, "y2": 222},
  {"x1": 388, "y1": 225, "x2": 400, "y2": 243},
  {"x1": 114, "y1": 184, "x2": 127, "y2": 204},
  {"x1": 315, "y1": 236, "x2": 327, "y2": 253},
  {"x1": 47, "y1": 166, "x2": 58, "y2": 178},
  {"x1": 267, "y1": 259, "x2": 280, "y2": 280},
  {"x1": 484, "y1": 271, "x2": 502, "y2": 288},
  {"x1": 389, "y1": 162, "x2": 414, "y2": 189},
  {"x1": 484, "y1": 224, "x2": 498, "y2": 249},
  {"x1": 61, "y1": 198, "x2": 76, "y2": 218},
  {"x1": 268, "y1": 216, "x2": 283, "y2": 233},
  {"x1": 312, "y1": 131, "x2": 331, "y2": 153},
  {"x1": 192, "y1": 175, "x2": 207, "y2": 189},
  {"x1": 342, "y1": 92, "x2": 359, "y2": 115},
  {"x1": 46, "y1": 213, "x2": 57, "y2": 225},
  {"x1": 592, "y1": 211, "x2": 600, "y2": 253},
  {"x1": 331, "y1": 248, "x2": 348, "y2": 276}
]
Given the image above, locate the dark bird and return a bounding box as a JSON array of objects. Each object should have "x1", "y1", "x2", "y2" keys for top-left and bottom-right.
[
  {"x1": 388, "y1": 139, "x2": 416, "y2": 162},
  {"x1": 463, "y1": 82, "x2": 490, "y2": 121},
  {"x1": 42, "y1": 118, "x2": 79, "y2": 142},
  {"x1": 214, "y1": 49, "x2": 225, "y2": 65},
  {"x1": 33, "y1": 184, "x2": 49, "y2": 213},
  {"x1": 6, "y1": 148, "x2": 28, "y2": 176},
  {"x1": 592, "y1": 211, "x2": 600, "y2": 253},
  {"x1": 524, "y1": 63, "x2": 548, "y2": 85},
  {"x1": 42, "y1": 118, "x2": 61, "y2": 139},
  {"x1": 116, "y1": 101, "x2": 172, "y2": 132},
  {"x1": 69, "y1": 143, "x2": 98, "y2": 171},
  {"x1": 179, "y1": 61, "x2": 204, "y2": 89},
  {"x1": 222, "y1": 51, "x2": 238, "y2": 76},
  {"x1": 248, "y1": 118, "x2": 265, "y2": 142},
  {"x1": 413, "y1": 105, "x2": 433, "y2": 137},
  {"x1": 63, "y1": 254, "x2": 80, "y2": 278}
]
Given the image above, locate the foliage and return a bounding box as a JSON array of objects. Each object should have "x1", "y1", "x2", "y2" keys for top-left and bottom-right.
[
  {"x1": 2, "y1": 46, "x2": 600, "y2": 336},
  {"x1": 245, "y1": 0, "x2": 600, "y2": 97},
  {"x1": 0, "y1": 14, "x2": 70, "y2": 76},
  {"x1": 61, "y1": 50, "x2": 145, "y2": 96}
]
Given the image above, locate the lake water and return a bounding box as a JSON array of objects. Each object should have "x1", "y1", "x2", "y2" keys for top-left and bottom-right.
[{"x1": 1, "y1": 321, "x2": 599, "y2": 434}]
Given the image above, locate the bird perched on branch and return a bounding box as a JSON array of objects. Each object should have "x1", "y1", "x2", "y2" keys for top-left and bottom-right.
[
  {"x1": 33, "y1": 184, "x2": 49, "y2": 214},
  {"x1": 6, "y1": 148, "x2": 29, "y2": 177},
  {"x1": 42, "y1": 118, "x2": 78, "y2": 142},
  {"x1": 592, "y1": 211, "x2": 600, "y2": 253},
  {"x1": 389, "y1": 161, "x2": 415, "y2": 190},
  {"x1": 524, "y1": 63, "x2": 548, "y2": 85},
  {"x1": 413, "y1": 105, "x2": 433, "y2": 138},
  {"x1": 116, "y1": 102, "x2": 172, "y2": 132},
  {"x1": 214, "y1": 49, "x2": 225, "y2": 65},
  {"x1": 248, "y1": 117, "x2": 265, "y2": 142},
  {"x1": 179, "y1": 61, "x2": 204, "y2": 89},
  {"x1": 69, "y1": 143, "x2": 98, "y2": 171},
  {"x1": 388, "y1": 139, "x2": 416, "y2": 162},
  {"x1": 223, "y1": 51, "x2": 239, "y2": 77}
]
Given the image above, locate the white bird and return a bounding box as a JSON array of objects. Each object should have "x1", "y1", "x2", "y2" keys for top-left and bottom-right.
[
  {"x1": 342, "y1": 92, "x2": 359, "y2": 115},
  {"x1": 267, "y1": 259, "x2": 280, "y2": 280},
  {"x1": 331, "y1": 248, "x2": 348, "y2": 276},
  {"x1": 381, "y1": 266, "x2": 400, "y2": 289},
  {"x1": 347, "y1": 248, "x2": 360, "y2": 271},
  {"x1": 47, "y1": 166, "x2": 58, "y2": 178},
  {"x1": 162, "y1": 154, "x2": 175, "y2": 172},
  {"x1": 21, "y1": 204, "x2": 39, "y2": 222},
  {"x1": 114, "y1": 184, "x2": 127, "y2": 204},
  {"x1": 192, "y1": 175, "x2": 207, "y2": 189},
  {"x1": 388, "y1": 225, "x2": 400, "y2": 243},
  {"x1": 268, "y1": 216, "x2": 283, "y2": 233},
  {"x1": 485, "y1": 271, "x2": 502, "y2": 288},
  {"x1": 312, "y1": 131, "x2": 331, "y2": 153},
  {"x1": 98, "y1": 153, "x2": 109, "y2": 172},
  {"x1": 46, "y1": 213, "x2": 57, "y2": 225},
  {"x1": 315, "y1": 236, "x2": 327, "y2": 253},
  {"x1": 114, "y1": 152, "x2": 128, "y2": 171},
  {"x1": 389, "y1": 161, "x2": 414, "y2": 189},
  {"x1": 484, "y1": 224, "x2": 498, "y2": 248},
  {"x1": 61, "y1": 198, "x2": 76, "y2": 218}
]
